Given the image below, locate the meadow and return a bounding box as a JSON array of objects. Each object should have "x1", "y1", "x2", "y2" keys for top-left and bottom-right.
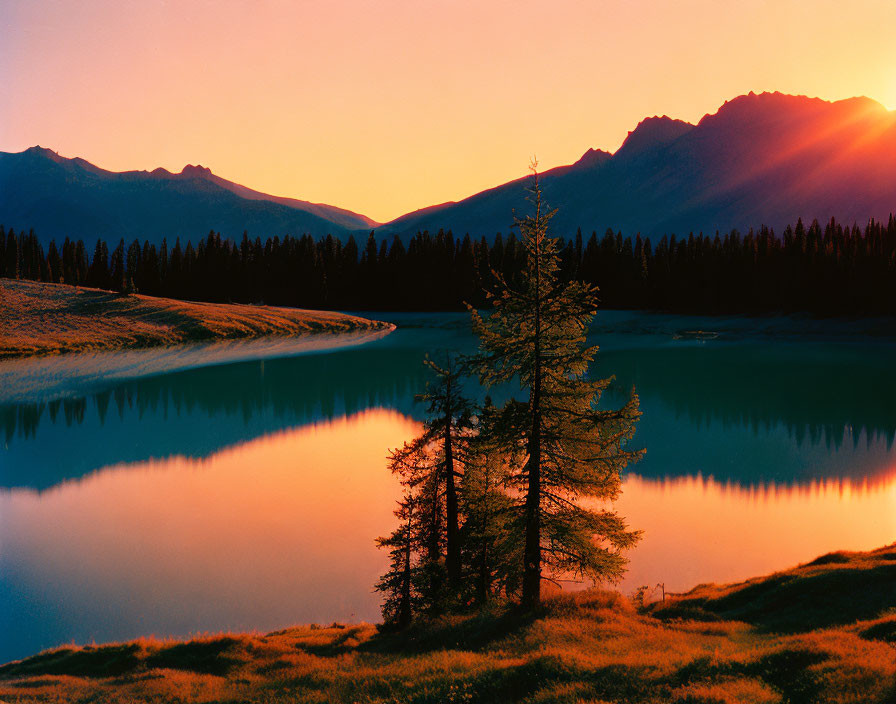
[
  {"x1": 0, "y1": 279, "x2": 389, "y2": 358},
  {"x1": 1, "y1": 545, "x2": 893, "y2": 704}
]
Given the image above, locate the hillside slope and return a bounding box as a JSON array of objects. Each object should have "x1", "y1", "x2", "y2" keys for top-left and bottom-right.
[
  {"x1": 0, "y1": 278, "x2": 390, "y2": 357},
  {"x1": 0, "y1": 545, "x2": 893, "y2": 703}
]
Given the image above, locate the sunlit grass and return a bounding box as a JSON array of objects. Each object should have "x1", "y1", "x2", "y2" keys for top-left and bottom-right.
[
  {"x1": 0, "y1": 278, "x2": 389, "y2": 357},
  {"x1": 1, "y1": 545, "x2": 893, "y2": 703}
]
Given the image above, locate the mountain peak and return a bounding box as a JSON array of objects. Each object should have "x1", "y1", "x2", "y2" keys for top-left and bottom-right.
[
  {"x1": 23, "y1": 145, "x2": 68, "y2": 164},
  {"x1": 616, "y1": 115, "x2": 694, "y2": 158},
  {"x1": 573, "y1": 147, "x2": 612, "y2": 169},
  {"x1": 699, "y1": 91, "x2": 888, "y2": 129},
  {"x1": 180, "y1": 164, "x2": 212, "y2": 178}
]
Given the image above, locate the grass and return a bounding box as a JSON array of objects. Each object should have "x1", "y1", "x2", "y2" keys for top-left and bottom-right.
[
  {"x1": 0, "y1": 278, "x2": 391, "y2": 357},
  {"x1": 1, "y1": 546, "x2": 893, "y2": 703}
]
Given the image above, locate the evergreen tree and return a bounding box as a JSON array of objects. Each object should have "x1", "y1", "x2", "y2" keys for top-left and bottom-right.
[
  {"x1": 383, "y1": 434, "x2": 448, "y2": 616},
  {"x1": 110, "y1": 239, "x2": 126, "y2": 292},
  {"x1": 460, "y1": 399, "x2": 520, "y2": 604},
  {"x1": 89, "y1": 239, "x2": 110, "y2": 290},
  {"x1": 375, "y1": 491, "x2": 416, "y2": 629},
  {"x1": 376, "y1": 356, "x2": 473, "y2": 620},
  {"x1": 467, "y1": 167, "x2": 642, "y2": 607},
  {"x1": 47, "y1": 241, "x2": 62, "y2": 283},
  {"x1": 418, "y1": 356, "x2": 471, "y2": 588},
  {"x1": 9, "y1": 205, "x2": 896, "y2": 315},
  {"x1": 74, "y1": 240, "x2": 88, "y2": 285},
  {"x1": 125, "y1": 239, "x2": 141, "y2": 293}
]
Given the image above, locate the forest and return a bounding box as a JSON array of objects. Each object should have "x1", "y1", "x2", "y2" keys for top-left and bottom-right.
[{"x1": 2, "y1": 214, "x2": 896, "y2": 315}]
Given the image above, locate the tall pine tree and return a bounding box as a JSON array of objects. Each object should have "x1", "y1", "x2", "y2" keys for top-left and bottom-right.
[
  {"x1": 467, "y1": 166, "x2": 643, "y2": 607},
  {"x1": 376, "y1": 356, "x2": 473, "y2": 622}
]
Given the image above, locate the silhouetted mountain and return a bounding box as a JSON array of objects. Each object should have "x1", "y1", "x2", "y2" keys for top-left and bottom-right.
[
  {"x1": 377, "y1": 92, "x2": 896, "y2": 239},
  {"x1": 0, "y1": 147, "x2": 377, "y2": 246},
  {"x1": 6, "y1": 93, "x2": 896, "y2": 246}
]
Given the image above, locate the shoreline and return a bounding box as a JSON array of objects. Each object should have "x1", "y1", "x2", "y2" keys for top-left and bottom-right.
[
  {"x1": 1, "y1": 544, "x2": 893, "y2": 703},
  {"x1": 0, "y1": 327, "x2": 394, "y2": 405},
  {"x1": 0, "y1": 278, "x2": 393, "y2": 359}
]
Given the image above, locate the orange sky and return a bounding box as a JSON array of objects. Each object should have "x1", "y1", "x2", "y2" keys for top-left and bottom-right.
[{"x1": 3, "y1": 0, "x2": 896, "y2": 223}]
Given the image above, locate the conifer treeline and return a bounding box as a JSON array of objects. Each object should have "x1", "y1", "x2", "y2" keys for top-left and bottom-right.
[{"x1": 3, "y1": 216, "x2": 896, "y2": 314}]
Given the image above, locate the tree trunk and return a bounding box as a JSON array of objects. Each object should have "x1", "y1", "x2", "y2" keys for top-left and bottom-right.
[
  {"x1": 478, "y1": 544, "x2": 490, "y2": 604},
  {"x1": 426, "y1": 477, "x2": 440, "y2": 562},
  {"x1": 444, "y1": 376, "x2": 461, "y2": 586},
  {"x1": 522, "y1": 381, "x2": 542, "y2": 607},
  {"x1": 399, "y1": 523, "x2": 412, "y2": 628},
  {"x1": 522, "y1": 213, "x2": 544, "y2": 609}
]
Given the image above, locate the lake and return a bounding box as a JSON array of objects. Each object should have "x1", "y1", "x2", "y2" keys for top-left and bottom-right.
[{"x1": 2, "y1": 311, "x2": 895, "y2": 663}]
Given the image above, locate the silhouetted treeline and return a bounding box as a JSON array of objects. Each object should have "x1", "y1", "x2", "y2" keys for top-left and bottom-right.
[{"x1": 3, "y1": 216, "x2": 896, "y2": 314}]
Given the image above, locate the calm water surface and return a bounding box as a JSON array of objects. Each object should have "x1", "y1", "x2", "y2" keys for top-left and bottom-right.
[{"x1": 2, "y1": 312, "x2": 895, "y2": 662}]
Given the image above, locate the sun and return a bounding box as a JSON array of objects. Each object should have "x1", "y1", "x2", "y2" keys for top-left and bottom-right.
[{"x1": 883, "y1": 82, "x2": 896, "y2": 110}]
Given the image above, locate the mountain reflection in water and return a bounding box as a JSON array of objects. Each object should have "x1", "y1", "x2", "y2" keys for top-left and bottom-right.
[
  {"x1": 2, "y1": 408, "x2": 893, "y2": 664},
  {"x1": 2, "y1": 312, "x2": 896, "y2": 663},
  {"x1": 3, "y1": 318, "x2": 895, "y2": 489}
]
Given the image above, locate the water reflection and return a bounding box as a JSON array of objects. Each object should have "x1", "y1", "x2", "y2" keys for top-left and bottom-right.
[
  {"x1": 618, "y1": 471, "x2": 896, "y2": 598},
  {"x1": 601, "y1": 343, "x2": 896, "y2": 452},
  {"x1": 3, "y1": 319, "x2": 895, "y2": 489},
  {"x1": 3, "y1": 312, "x2": 896, "y2": 663},
  {"x1": 2, "y1": 408, "x2": 893, "y2": 664},
  {"x1": 1, "y1": 344, "x2": 433, "y2": 489},
  {"x1": 0, "y1": 409, "x2": 419, "y2": 663}
]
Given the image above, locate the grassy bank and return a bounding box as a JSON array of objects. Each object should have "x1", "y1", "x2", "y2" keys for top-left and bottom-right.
[
  {"x1": 1, "y1": 545, "x2": 893, "y2": 703},
  {"x1": 0, "y1": 278, "x2": 392, "y2": 358}
]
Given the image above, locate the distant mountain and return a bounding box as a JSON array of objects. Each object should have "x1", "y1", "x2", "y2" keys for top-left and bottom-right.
[
  {"x1": 5, "y1": 92, "x2": 895, "y2": 248},
  {"x1": 0, "y1": 147, "x2": 377, "y2": 246},
  {"x1": 377, "y1": 92, "x2": 896, "y2": 239}
]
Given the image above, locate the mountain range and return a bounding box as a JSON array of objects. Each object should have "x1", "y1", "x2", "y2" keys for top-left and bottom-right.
[
  {"x1": 379, "y1": 92, "x2": 896, "y2": 240},
  {"x1": 2, "y1": 91, "x2": 896, "y2": 247},
  {"x1": 0, "y1": 147, "x2": 376, "y2": 246}
]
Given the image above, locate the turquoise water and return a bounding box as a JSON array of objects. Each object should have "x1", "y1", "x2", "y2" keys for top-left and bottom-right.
[{"x1": 2, "y1": 312, "x2": 895, "y2": 663}]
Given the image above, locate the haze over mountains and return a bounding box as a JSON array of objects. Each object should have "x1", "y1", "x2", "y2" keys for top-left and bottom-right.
[{"x1": 2, "y1": 91, "x2": 896, "y2": 247}]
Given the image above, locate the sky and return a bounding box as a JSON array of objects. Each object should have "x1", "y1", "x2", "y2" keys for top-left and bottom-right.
[{"x1": 3, "y1": 0, "x2": 896, "y2": 223}]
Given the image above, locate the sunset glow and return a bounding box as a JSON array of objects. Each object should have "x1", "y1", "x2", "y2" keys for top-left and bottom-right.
[
  {"x1": 4, "y1": 2, "x2": 896, "y2": 693},
  {"x1": 616, "y1": 472, "x2": 896, "y2": 595},
  {"x1": 3, "y1": 0, "x2": 896, "y2": 222},
  {"x1": 4, "y1": 408, "x2": 894, "y2": 656},
  {"x1": 1, "y1": 409, "x2": 420, "y2": 652}
]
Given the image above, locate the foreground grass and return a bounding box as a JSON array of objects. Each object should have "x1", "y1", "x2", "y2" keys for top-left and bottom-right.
[
  {"x1": 0, "y1": 278, "x2": 391, "y2": 357},
  {"x1": 1, "y1": 546, "x2": 894, "y2": 703}
]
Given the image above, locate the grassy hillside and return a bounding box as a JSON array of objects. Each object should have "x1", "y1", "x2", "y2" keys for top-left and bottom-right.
[
  {"x1": 1, "y1": 545, "x2": 893, "y2": 703},
  {"x1": 0, "y1": 279, "x2": 391, "y2": 357}
]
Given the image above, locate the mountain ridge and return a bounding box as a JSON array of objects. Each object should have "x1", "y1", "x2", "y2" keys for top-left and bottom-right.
[
  {"x1": 373, "y1": 91, "x2": 896, "y2": 240},
  {"x1": 0, "y1": 147, "x2": 377, "y2": 246},
  {"x1": 4, "y1": 92, "x2": 896, "y2": 246}
]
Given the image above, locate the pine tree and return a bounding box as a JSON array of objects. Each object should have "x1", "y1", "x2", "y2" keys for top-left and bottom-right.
[
  {"x1": 467, "y1": 166, "x2": 643, "y2": 607},
  {"x1": 89, "y1": 240, "x2": 109, "y2": 289},
  {"x1": 377, "y1": 356, "x2": 473, "y2": 620},
  {"x1": 110, "y1": 239, "x2": 126, "y2": 292},
  {"x1": 375, "y1": 491, "x2": 416, "y2": 629},
  {"x1": 417, "y1": 356, "x2": 472, "y2": 588},
  {"x1": 74, "y1": 240, "x2": 88, "y2": 286},
  {"x1": 47, "y1": 241, "x2": 63, "y2": 283},
  {"x1": 460, "y1": 398, "x2": 521, "y2": 604},
  {"x1": 376, "y1": 432, "x2": 451, "y2": 622},
  {"x1": 125, "y1": 239, "x2": 141, "y2": 293}
]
